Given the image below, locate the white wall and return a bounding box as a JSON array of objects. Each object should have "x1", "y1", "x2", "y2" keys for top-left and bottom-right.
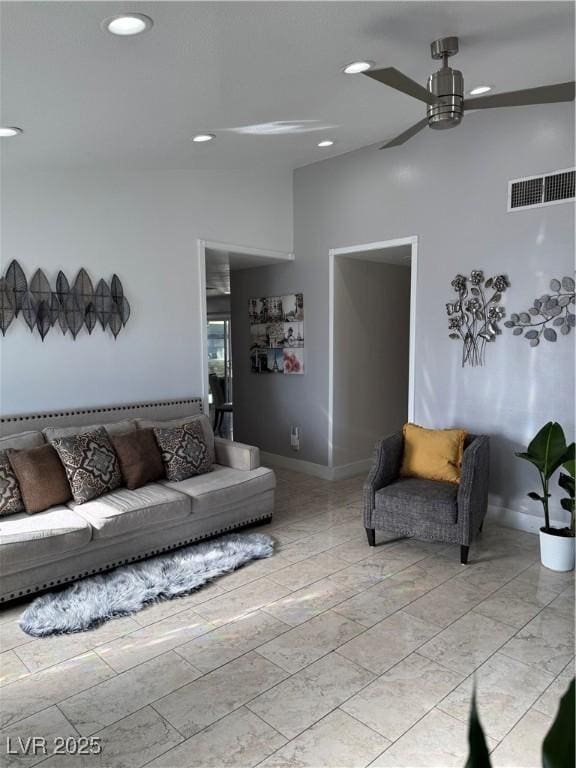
[
  {"x1": 0, "y1": 168, "x2": 292, "y2": 414},
  {"x1": 333, "y1": 258, "x2": 411, "y2": 467},
  {"x1": 233, "y1": 103, "x2": 574, "y2": 527}
]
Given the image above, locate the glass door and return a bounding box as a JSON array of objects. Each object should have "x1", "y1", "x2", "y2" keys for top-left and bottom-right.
[{"x1": 207, "y1": 319, "x2": 233, "y2": 402}]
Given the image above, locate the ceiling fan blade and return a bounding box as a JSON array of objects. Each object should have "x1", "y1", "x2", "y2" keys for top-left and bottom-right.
[
  {"x1": 465, "y1": 82, "x2": 575, "y2": 110},
  {"x1": 364, "y1": 67, "x2": 440, "y2": 106},
  {"x1": 380, "y1": 118, "x2": 429, "y2": 149}
]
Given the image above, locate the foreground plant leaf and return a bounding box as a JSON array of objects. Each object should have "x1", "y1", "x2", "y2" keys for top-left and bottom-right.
[
  {"x1": 542, "y1": 678, "x2": 575, "y2": 768},
  {"x1": 465, "y1": 687, "x2": 492, "y2": 768}
]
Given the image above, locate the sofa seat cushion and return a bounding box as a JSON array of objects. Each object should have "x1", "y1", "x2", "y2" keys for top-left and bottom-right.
[
  {"x1": 0, "y1": 506, "x2": 92, "y2": 574},
  {"x1": 375, "y1": 477, "x2": 458, "y2": 526},
  {"x1": 69, "y1": 483, "x2": 191, "y2": 539},
  {"x1": 162, "y1": 464, "x2": 275, "y2": 520}
]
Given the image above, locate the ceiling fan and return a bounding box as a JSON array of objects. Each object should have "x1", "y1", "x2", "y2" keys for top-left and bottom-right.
[{"x1": 364, "y1": 36, "x2": 575, "y2": 148}]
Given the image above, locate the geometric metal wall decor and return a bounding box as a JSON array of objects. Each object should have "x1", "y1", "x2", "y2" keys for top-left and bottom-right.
[
  {"x1": 504, "y1": 276, "x2": 575, "y2": 346},
  {"x1": 446, "y1": 270, "x2": 510, "y2": 367},
  {"x1": 0, "y1": 260, "x2": 130, "y2": 341}
]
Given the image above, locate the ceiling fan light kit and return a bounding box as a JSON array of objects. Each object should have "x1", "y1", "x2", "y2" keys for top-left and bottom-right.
[{"x1": 363, "y1": 36, "x2": 575, "y2": 149}]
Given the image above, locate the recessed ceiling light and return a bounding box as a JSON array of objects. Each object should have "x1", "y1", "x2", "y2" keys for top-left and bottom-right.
[
  {"x1": 343, "y1": 61, "x2": 374, "y2": 75},
  {"x1": 468, "y1": 85, "x2": 492, "y2": 96},
  {"x1": 192, "y1": 134, "x2": 215, "y2": 143},
  {"x1": 103, "y1": 14, "x2": 153, "y2": 36},
  {"x1": 317, "y1": 140, "x2": 335, "y2": 148},
  {"x1": 0, "y1": 127, "x2": 23, "y2": 137}
]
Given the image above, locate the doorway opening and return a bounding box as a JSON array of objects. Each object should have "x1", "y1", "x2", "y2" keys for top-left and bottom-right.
[
  {"x1": 198, "y1": 240, "x2": 294, "y2": 439},
  {"x1": 328, "y1": 236, "x2": 417, "y2": 472}
]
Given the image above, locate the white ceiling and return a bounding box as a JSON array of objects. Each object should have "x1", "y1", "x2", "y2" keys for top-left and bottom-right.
[
  {"x1": 205, "y1": 247, "x2": 292, "y2": 295},
  {"x1": 1, "y1": 1, "x2": 573, "y2": 171},
  {"x1": 340, "y1": 245, "x2": 412, "y2": 266}
]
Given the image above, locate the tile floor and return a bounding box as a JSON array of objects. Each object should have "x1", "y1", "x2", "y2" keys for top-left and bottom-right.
[{"x1": 0, "y1": 469, "x2": 574, "y2": 768}]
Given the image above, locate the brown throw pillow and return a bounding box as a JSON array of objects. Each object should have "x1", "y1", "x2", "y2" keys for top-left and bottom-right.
[
  {"x1": 111, "y1": 429, "x2": 165, "y2": 490},
  {"x1": 8, "y1": 445, "x2": 72, "y2": 514},
  {"x1": 153, "y1": 421, "x2": 212, "y2": 482}
]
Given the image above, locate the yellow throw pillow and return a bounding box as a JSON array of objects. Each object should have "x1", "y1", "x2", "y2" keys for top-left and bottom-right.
[{"x1": 400, "y1": 423, "x2": 467, "y2": 484}]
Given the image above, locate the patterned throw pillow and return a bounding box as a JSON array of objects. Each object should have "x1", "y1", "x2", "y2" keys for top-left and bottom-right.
[
  {"x1": 0, "y1": 451, "x2": 24, "y2": 516},
  {"x1": 52, "y1": 428, "x2": 122, "y2": 504},
  {"x1": 153, "y1": 421, "x2": 212, "y2": 482}
]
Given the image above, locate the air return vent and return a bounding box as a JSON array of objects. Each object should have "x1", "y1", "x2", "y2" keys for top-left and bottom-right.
[{"x1": 508, "y1": 168, "x2": 575, "y2": 212}]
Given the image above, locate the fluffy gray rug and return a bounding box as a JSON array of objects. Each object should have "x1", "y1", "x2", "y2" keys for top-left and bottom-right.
[{"x1": 19, "y1": 533, "x2": 274, "y2": 637}]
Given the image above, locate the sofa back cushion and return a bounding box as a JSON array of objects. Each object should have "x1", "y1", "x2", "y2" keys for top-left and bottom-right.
[
  {"x1": 138, "y1": 414, "x2": 215, "y2": 465},
  {"x1": 7, "y1": 445, "x2": 72, "y2": 514},
  {"x1": 0, "y1": 431, "x2": 45, "y2": 451},
  {"x1": 111, "y1": 429, "x2": 165, "y2": 490},
  {"x1": 400, "y1": 423, "x2": 467, "y2": 484},
  {"x1": 153, "y1": 421, "x2": 212, "y2": 482},
  {"x1": 43, "y1": 419, "x2": 136, "y2": 442},
  {"x1": 52, "y1": 428, "x2": 122, "y2": 504}
]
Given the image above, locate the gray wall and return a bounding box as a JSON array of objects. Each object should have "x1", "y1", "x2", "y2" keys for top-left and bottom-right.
[
  {"x1": 230, "y1": 264, "x2": 306, "y2": 459},
  {"x1": 333, "y1": 258, "x2": 411, "y2": 467},
  {"x1": 207, "y1": 295, "x2": 231, "y2": 317},
  {"x1": 234, "y1": 103, "x2": 575, "y2": 525},
  {"x1": 0, "y1": 168, "x2": 292, "y2": 414}
]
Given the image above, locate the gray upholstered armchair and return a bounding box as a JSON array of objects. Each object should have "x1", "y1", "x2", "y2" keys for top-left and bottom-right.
[{"x1": 363, "y1": 432, "x2": 490, "y2": 564}]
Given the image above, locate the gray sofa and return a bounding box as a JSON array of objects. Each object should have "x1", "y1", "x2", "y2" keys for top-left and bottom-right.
[
  {"x1": 0, "y1": 399, "x2": 275, "y2": 603},
  {"x1": 363, "y1": 431, "x2": 490, "y2": 564}
]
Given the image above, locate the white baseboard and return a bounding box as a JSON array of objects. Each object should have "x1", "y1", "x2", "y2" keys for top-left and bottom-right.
[
  {"x1": 260, "y1": 452, "x2": 371, "y2": 482},
  {"x1": 331, "y1": 459, "x2": 373, "y2": 480},
  {"x1": 487, "y1": 504, "x2": 565, "y2": 535},
  {"x1": 260, "y1": 455, "x2": 560, "y2": 535}
]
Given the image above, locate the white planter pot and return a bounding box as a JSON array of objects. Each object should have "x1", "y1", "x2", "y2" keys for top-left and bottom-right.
[{"x1": 539, "y1": 528, "x2": 575, "y2": 572}]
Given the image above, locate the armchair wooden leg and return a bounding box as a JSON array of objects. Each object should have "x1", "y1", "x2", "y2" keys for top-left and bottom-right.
[
  {"x1": 366, "y1": 528, "x2": 376, "y2": 547},
  {"x1": 460, "y1": 545, "x2": 469, "y2": 565}
]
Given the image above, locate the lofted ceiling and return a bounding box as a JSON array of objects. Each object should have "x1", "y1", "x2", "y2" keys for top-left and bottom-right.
[
  {"x1": 205, "y1": 248, "x2": 292, "y2": 296},
  {"x1": 0, "y1": 1, "x2": 574, "y2": 171}
]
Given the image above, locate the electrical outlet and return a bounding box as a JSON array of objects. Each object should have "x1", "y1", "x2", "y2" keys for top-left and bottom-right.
[{"x1": 290, "y1": 426, "x2": 300, "y2": 451}]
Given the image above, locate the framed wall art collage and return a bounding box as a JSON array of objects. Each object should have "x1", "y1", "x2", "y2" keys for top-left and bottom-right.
[{"x1": 249, "y1": 293, "x2": 304, "y2": 374}]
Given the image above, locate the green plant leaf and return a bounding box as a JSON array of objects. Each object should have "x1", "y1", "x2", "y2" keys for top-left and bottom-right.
[
  {"x1": 526, "y1": 423, "x2": 568, "y2": 478},
  {"x1": 542, "y1": 677, "x2": 575, "y2": 768},
  {"x1": 515, "y1": 450, "x2": 546, "y2": 472},
  {"x1": 560, "y1": 497, "x2": 575, "y2": 512},
  {"x1": 465, "y1": 688, "x2": 492, "y2": 768},
  {"x1": 527, "y1": 491, "x2": 544, "y2": 501}
]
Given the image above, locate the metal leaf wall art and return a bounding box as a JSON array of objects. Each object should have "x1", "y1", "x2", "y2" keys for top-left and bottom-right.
[
  {"x1": 0, "y1": 260, "x2": 131, "y2": 341},
  {"x1": 446, "y1": 270, "x2": 510, "y2": 367},
  {"x1": 505, "y1": 276, "x2": 575, "y2": 346}
]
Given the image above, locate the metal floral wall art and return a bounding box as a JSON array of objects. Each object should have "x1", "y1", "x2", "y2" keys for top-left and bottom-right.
[
  {"x1": 0, "y1": 260, "x2": 130, "y2": 341},
  {"x1": 504, "y1": 276, "x2": 575, "y2": 346},
  {"x1": 446, "y1": 270, "x2": 510, "y2": 367}
]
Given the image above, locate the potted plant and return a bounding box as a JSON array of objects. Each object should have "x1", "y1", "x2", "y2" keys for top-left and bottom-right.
[{"x1": 516, "y1": 422, "x2": 575, "y2": 572}]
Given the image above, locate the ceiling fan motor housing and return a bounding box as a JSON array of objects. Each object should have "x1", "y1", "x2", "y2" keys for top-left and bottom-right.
[
  {"x1": 427, "y1": 67, "x2": 464, "y2": 128},
  {"x1": 427, "y1": 37, "x2": 463, "y2": 129}
]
